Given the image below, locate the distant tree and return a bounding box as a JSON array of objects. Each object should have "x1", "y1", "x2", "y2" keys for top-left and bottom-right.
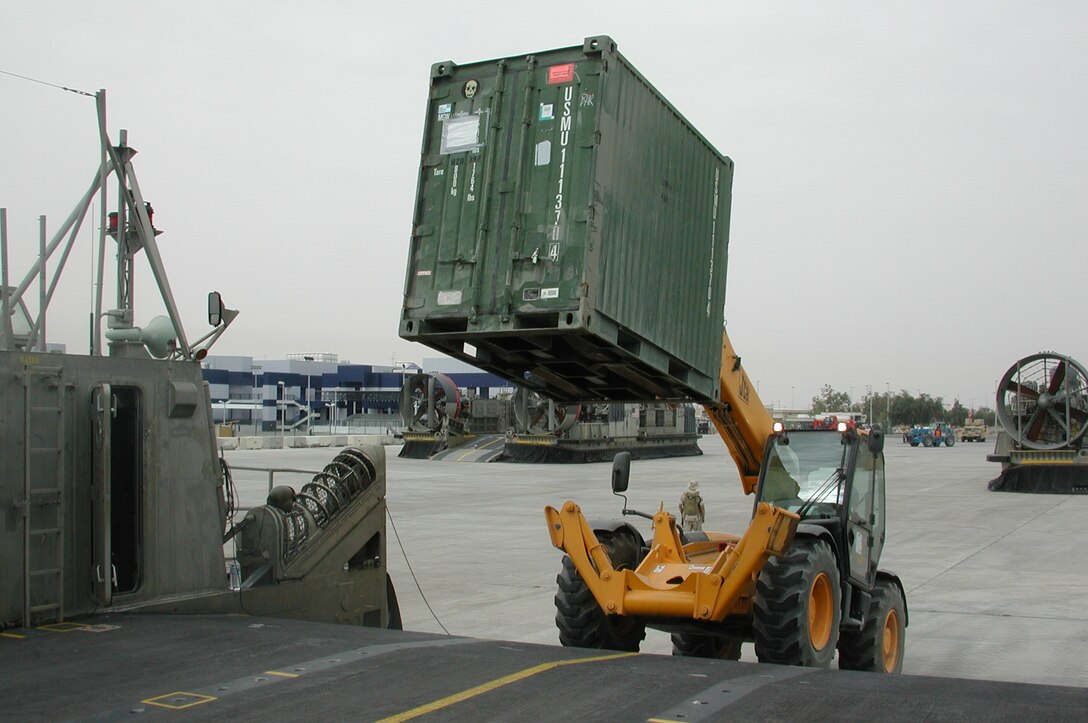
[
  {"x1": 948, "y1": 399, "x2": 968, "y2": 426},
  {"x1": 974, "y1": 406, "x2": 997, "y2": 427},
  {"x1": 822, "y1": 387, "x2": 977, "y2": 428},
  {"x1": 923, "y1": 394, "x2": 946, "y2": 423},
  {"x1": 811, "y1": 384, "x2": 852, "y2": 415},
  {"x1": 889, "y1": 391, "x2": 914, "y2": 427}
]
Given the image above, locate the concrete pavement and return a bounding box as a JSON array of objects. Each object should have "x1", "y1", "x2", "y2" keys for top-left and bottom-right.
[{"x1": 221, "y1": 434, "x2": 1088, "y2": 688}]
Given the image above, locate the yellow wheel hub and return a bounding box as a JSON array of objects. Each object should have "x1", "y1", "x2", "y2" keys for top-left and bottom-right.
[
  {"x1": 808, "y1": 572, "x2": 833, "y2": 651},
  {"x1": 882, "y1": 608, "x2": 900, "y2": 672}
]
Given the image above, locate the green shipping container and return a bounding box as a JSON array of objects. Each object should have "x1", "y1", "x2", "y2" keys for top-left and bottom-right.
[{"x1": 400, "y1": 36, "x2": 731, "y2": 403}]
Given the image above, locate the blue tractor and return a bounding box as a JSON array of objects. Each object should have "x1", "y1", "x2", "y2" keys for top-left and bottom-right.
[{"x1": 905, "y1": 423, "x2": 955, "y2": 447}]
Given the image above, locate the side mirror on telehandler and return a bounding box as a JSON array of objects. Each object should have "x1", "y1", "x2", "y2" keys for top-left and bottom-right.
[
  {"x1": 611, "y1": 451, "x2": 631, "y2": 493},
  {"x1": 208, "y1": 291, "x2": 223, "y2": 326}
]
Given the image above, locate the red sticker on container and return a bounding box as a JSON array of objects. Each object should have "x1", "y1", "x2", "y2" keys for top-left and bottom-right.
[{"x1": 547, "y1": 63, "x2": 576, "y2": 85}]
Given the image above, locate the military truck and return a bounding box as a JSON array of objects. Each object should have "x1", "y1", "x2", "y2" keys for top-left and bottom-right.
[{"x1": 960, "y1": 418, "x2": 987, "y2": 443}]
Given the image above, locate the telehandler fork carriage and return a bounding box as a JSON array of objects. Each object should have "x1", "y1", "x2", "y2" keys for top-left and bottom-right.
[{"x1": 545, "y1": 501, "x2": 799, "y2": 621}]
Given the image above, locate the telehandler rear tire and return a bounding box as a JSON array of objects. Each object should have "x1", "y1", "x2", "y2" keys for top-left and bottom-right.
[
  {"x1": 837, "y1": 579, "x2": 905, "y2": 673},
  {"x1": 753, "y1": 538, "x2": 840, "y2": 667},
  {"x1": 554, "y1": 531, "x2": 646, "y2": 652},
  {"x1": 671, "y1": 633, "x2": 743, "y2": 660}
]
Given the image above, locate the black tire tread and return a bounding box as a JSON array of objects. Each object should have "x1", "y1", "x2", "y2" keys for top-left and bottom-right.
[
  {"x1": 838, "y1": 579, "x2": 906, "y2": 673},
  {"x1": 671, "y1": 633, "x2": 743, "y2": 660},
  {"x1": 554, "y1": 532, "x2": 645, "y2": 651},
  {"x1": 753, "y1": 539, "x2": 840, "y2": 667}
]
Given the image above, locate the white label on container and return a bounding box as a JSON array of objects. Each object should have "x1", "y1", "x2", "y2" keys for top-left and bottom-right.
[
  {"x1": 534, "y1": 140, "x2": 552, "y2": 166},
  {"x1": 541, "y1": 287, "x2": 559, "y2": 299},
  {"x1": 437, "y1": 103, "x2": 452, "y2": 120},
  {"x1": 551, "y1": 86, "x2": 574, "y2": 239},
  {"x1": 539, "y1": 103, "x2": 554, "y2": 121},
  {"x1": 437, "y1": 290, "x2": 463, "y2": 306},
  {"x1": 416, "y1": 270, "x2": 432, "y2": 277},
  {"x1": 441, "y1": 114, "x2": 483, "y2": 155}
]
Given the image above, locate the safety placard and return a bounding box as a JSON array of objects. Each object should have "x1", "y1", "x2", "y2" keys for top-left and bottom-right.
[{"x1": 547, "y1": 63, "x2": 576, "y2": 84}]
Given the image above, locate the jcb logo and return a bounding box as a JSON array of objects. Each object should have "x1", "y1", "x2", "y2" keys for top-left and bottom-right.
[{"x1": 738, "y1": 377, "x2": 750, "y2": 404}]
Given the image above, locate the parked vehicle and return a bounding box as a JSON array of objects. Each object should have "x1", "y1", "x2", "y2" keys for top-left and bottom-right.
[
  {"x1": 905, "y1": 423, "x2": 955, "y2": 447},
  {"x1": 960, "y1": 418, "x2": 987, "y2": 443}
]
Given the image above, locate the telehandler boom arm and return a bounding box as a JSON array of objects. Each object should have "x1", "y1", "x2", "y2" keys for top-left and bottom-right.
[{"x1": 705, "y1": 329, "x2": 774, "y2": 495}]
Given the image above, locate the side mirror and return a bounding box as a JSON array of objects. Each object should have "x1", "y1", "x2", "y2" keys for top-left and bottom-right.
[
  {"x1": 868, "y1": 427, "x2": 885, "y2": 454},
  {"x1": 208, "y1": 292, "x2": 223, "y2": 327},
  {"x1": 611, "y1": 451, "x2": 631, "y2": 493}
]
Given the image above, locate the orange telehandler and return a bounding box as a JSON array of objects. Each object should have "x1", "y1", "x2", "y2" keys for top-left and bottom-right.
[{"x1": 545, "y1": 333, "x2": 907, "y2": 671}]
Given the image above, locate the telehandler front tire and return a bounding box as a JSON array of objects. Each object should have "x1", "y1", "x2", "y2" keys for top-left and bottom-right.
[
  {"x1": 671, "y1": 633, "x2": 743, "y2": 660},
  {"x1": 838, "y1": 579, "x2": 905, "y2": 673},
  {"x1": 554, "y1": 531, "x2": 646, "y2": 652},
  {"x1": 753, "y1": 538, "x2": 841, "y2": 667}
]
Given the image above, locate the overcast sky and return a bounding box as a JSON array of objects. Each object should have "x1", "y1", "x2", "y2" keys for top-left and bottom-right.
[{"x1": 2, "y1": 1, "x2": 1085, "y2": 411}]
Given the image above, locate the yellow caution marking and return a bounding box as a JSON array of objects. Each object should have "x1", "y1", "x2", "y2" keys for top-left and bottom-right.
[
  {"x1": 264, "y1": 670, "x2": 300, "y2": 678},
  {"x1": 1, "y1": 632, "x2": 26, "y2": 639},
  {"x1": 377, "y1": 652, "x2": 637, "y2": 722},
  {"x1": 37, "y1": 622, "x2": 88, "y2": 633},
  {"x1": 454, "y1": 436, "x2": 504, "y2": 461},
  {"x1": 142, "y1": 692, "x2": 217, "y2": 710}
]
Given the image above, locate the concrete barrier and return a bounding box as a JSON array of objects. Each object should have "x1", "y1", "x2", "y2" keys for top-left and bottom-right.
[{"x1": 224, "y1": 434, "x2": 399, "y2": 450}]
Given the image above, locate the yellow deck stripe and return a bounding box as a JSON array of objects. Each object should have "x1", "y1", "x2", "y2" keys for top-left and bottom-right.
[
  {"x1": 1, "y1": 632, "x2": 26, "y2": 639},
  {"x1": 377, "y1": 651, "x2": 636, "y2": 722},
  {"x1": 264, "y1": 670, "x2": 300, "y2": 678},
  {"x1": 453, "y1": 436, "x2": 504, "y2": 462}
]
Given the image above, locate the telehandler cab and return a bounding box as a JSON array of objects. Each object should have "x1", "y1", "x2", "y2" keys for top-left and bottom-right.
[{"x1": 545, "y1": 335, "x2": 907, "y2": 672}]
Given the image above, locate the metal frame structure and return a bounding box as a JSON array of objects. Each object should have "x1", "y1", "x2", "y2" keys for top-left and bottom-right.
[{"x1": 0, "y1": 90, "x2": 238, "y2": 359}]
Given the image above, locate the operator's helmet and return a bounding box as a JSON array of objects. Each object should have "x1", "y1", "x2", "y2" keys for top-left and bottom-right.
[{"x1": 688, "y1": 480, "x2": 699, "y2": 493}]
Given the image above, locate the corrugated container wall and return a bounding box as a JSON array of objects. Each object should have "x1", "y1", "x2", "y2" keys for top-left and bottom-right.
[{"x1": 400, "y1": 36, "x2": 731, "y2": 403}]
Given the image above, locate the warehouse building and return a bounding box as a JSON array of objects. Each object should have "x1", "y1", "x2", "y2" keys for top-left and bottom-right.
[{"x1": 200, "y1": 353, "x2": 512, "y2": 432}]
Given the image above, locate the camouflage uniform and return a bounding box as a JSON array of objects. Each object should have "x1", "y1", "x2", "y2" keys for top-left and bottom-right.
[{"x1": 679, "y1": 481, "x2": 705, "y2": 532}]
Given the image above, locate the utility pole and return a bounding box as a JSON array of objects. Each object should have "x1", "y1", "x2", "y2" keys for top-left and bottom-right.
[{"x1": 886, "y1": 382, "x2": 891, "y2": 430}]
